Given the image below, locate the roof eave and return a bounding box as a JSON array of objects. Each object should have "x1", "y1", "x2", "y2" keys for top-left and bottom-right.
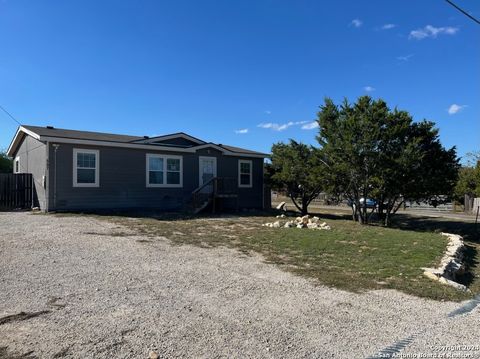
[
  {"x1": 7, "y1": 126, "x2": 269, "y2": 159},
  {"x1": 7, "y1": 126, "x2": 42, "y2": 157},
  {"x1": 133, "y1": 132, "x2": 206, "y2": 145}
]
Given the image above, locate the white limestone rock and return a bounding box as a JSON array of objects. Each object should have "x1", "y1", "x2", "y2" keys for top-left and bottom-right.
[
  {"x1": 423, "y1": 232, "x2": 466, "y2": 290},
  {"x1": 276, "y1": 202, "x2": 286, "y2": 210}
]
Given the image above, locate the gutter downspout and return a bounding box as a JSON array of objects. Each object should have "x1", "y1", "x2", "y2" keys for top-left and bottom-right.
[
  {"x1": 45, "y1": 141, "x2": 49, "y2": 212},
  {"x1": 52, "y1": 144, "x2": 60, "y2": 210}
]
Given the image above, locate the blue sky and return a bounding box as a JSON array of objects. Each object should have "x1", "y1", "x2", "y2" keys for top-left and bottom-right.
[{"x1": 0, "y1": 0, "x2": 479, "y2": 161}]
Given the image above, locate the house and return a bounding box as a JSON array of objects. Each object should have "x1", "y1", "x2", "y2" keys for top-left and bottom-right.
[{"x1": 7, "y1": 125, "x2": 268, "y2": 213}]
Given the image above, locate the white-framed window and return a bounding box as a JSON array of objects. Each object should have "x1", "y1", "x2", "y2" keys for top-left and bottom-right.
[
  {"x1": 73, "y1": 148, "x2": 99, "y2": 187},
  {"x1": 146, "y1": 154, "x2": 183, "y2": 188},
  {"x1": 14, "y1": 156, "x2": 20, "y2": 173},
  {"x1": 238, "y1": 159, "x2": 253, "y2": 188}
]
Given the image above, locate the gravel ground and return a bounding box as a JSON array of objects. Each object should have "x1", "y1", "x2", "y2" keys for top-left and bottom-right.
[{"x1": 0, "y1": 212, "x2": 479, "y2": 359}]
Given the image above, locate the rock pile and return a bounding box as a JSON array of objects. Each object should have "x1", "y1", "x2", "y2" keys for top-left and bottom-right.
[
  {"x1": 263, "y1": 215, "x2": 331, "y2": 230},
  {"x1": 423, "y1": 232, "x2": 467, "y2": 291}
]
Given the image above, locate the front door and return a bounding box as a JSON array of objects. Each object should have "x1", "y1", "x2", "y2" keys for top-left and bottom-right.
[{"x1": 199, "y1": 156, "x2": 217, "y2": 187}]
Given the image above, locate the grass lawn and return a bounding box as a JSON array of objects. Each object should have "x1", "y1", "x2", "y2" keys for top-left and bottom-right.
[{"x1": 70, "y1": 209, "x2": 480, "y2": 302}]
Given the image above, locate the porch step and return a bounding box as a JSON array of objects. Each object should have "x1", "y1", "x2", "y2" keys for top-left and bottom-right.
[{"x1": 192, "y1": 200, "x2": 211, "y2": 214}]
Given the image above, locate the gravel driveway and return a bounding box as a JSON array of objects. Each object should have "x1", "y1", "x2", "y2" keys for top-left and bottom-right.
[{"x1": 0, "y1": 212, "x2": 479, "y2": 358}]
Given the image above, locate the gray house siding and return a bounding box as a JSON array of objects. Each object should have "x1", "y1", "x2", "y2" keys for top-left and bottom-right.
[
  {"x1": 47, "y1": 143, "x2": 263, "y2": 211},
  {"x1": 12, "y1": 136, "x2": 47, "y2": 209},
  {"x1": 194, "y1": 148, "x2": 264, "y2": 209}
]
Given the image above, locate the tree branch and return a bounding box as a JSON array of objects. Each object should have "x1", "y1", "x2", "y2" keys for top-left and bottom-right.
[{"x1": 289, "y1": 193, "x2": 303, "y2": 213}]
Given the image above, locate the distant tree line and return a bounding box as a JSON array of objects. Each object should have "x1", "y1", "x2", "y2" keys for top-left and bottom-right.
[
  {"x1": 267, "y1": 96, "x2": 460, "y2": 226},
  {"x1": 454, "y1": 152, "x2": 480, "y2": 204}
]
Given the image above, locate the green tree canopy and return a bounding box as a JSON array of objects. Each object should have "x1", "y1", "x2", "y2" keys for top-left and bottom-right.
[
  {"x1": 0, "y1": 150, "x2": 13, "y2": 173},
  {"x1": 268, "y1": 140, "x2": 326, "y2": 215},
  {"x1": 454, "y1": 153, "x2": 480, "y2": 204},
  {"x1": 316, "y1": 96, "x2": 459, "y2": 225}
]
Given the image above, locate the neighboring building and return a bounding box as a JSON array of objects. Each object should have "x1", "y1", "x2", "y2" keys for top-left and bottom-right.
[{"x1": 7, "y1": 125, "x2": 268, "y2": 212}]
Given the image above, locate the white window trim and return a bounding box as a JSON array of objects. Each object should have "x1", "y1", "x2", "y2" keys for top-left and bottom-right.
[
  {"x1": 146, "y1": 153, "x2": 183, "y2": 188},
  {"x1": 238, "y1": 159, "x2": 253, "y2": 188},
  {"x1": 14, "y1": 156, "x2": 20, "y2": 174},
  {"x1": 73, "y1": 148, "x2": 100, "y2": 188},
  {"x1": 198, "y1": 156, "x2": 217, "y2": 187}
]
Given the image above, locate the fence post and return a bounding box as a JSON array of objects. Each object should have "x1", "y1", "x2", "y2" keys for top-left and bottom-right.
[{"x1": 475, "y1": 205, "x2": 479, "y2": 231}]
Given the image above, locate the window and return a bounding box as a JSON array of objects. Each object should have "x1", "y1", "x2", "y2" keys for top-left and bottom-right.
[
  {"x1": 238, "y1": 160, "x2": 252, "y2": 188},
  {"x1": 146, "y1": 154, "x2": 182, "y2": 187},
  {"x1": 73, "y1": 149, "x2": 99, "y2": 187},
  {"x1": 14, "y1": 157, "x2": 20, "y2": 173}
]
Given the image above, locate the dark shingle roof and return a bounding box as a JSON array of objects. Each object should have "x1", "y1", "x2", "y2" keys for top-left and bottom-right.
[
  {"x1": 20, "y1": 125, "x2": 268, "y2": 157},
  {"x1": 22, "y1": 125, "x2": 143, "y2": 143},
  {"x1": 218, "y1": 144, "x2": 267, "y2": 155}
]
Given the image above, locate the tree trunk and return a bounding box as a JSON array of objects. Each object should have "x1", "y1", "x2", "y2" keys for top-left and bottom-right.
[
  {"x1": 356, "y1": 201, "x2": 365, "y2": 224},
  {"x1": 289, "y1": 194, "x2": 303, "y2": 213},
  {"x1": 384, "y1": 209, "x2": 390, "y2": 227},
  {"x1": 301, "y1": 199, "x2": 308, "y2": 216},
  {"x1": 392, "y1": 199, "x2": 405, "y2": 214},
  {"x1": 361, "y1": 185, "x2": 368, "y2": 224},
  {"x1": 289, "y1": 193, "x2": 310, "y2": 216},
  {"x1": 377, "y1": 201, "x2": 385, "y2": 221}
]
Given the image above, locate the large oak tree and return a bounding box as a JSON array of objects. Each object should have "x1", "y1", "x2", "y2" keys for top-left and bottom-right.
[{"x1": 316, "y1": 96, "x2": 459, "y2": 225}]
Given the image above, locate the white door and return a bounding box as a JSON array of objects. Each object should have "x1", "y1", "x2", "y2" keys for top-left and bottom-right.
[{"x1": 199, "y1": 156, "x2": 217, "y2": 187}]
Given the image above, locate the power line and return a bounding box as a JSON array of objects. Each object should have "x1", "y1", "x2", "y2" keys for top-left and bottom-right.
[
  {"x1": 445, "y1": 0, "x2": 480, "y2": 25},
  {"x1": 0, "y1": 104, "x2": 21, "y2": 126}
]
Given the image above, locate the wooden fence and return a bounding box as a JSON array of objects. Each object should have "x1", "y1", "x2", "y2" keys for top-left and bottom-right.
[{"x1": 0, "y1": 173, "x2": 33, "y2": 210}]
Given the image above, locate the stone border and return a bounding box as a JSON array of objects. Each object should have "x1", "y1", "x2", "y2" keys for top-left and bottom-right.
[{"x1": 423, "y1": 232, "x2": 467, "y2": 291}]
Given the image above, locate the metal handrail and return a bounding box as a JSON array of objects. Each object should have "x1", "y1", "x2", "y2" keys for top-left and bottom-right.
[
  {"x1": 191, "y1": 177, "x2": 239, "y2": 213},
  {"x1": 192, "y1": 177, "x2": 217, "y2": 195}
]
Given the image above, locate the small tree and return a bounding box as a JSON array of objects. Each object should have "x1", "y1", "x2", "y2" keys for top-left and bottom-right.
[
  {"x1": 454, "y1": 154, "x2": 480, "y2": 204},
  {"x1": 268, "y1": 140, "x2": 325, "y2": 215},
  {"x1": 0, "y1": 151, "x2": 13, "y2": 173},
  {"x1": 454, "y1": 167, "x2": 477, "y2": 204}
]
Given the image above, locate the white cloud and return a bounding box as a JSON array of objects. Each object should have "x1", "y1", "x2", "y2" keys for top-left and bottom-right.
[
  {"x1": 397, "y1": 54, "x2": 414, "y2": 61},
  {"x1": 381, "y1": 23, "x2": 397, "y2": 30},
  {"x1": 364, "y1": 86, "x2": 375, "y2": 92},
  {"x1": 350, "y1": 19, "x2": 362, "y2": 28},
  {"x1": 257, "y1": 121, "x2": 308, "y2": 132},
  {"x1": 301, "y1": 121, "x2": 319, "y2": 130},
  {"x1": 409, "y1": 25, "x2": 459, "y2": 40},
  {"x1": 235, "y1": 128, "x2": 249, "y2": 134},
  {"x1": 264, "y1": 110, "x2": 271, "y2": 115},
  {"x1": 447, "y1": 104, "x2": 466, "y2": 115}
]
